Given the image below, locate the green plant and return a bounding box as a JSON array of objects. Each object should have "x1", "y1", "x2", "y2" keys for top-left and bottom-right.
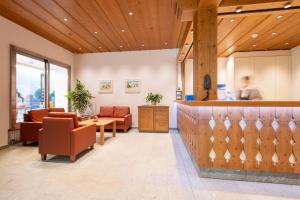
[
  {"x1": 146, "y1": 92, "x2": 163, "y2": 105},
  {"x1": 66, "y1": 80, "x2": 94, "y2": 113}
]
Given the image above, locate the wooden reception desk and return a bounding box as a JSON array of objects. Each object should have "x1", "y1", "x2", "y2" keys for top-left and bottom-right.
[{"x1": 176, "y1": 100, "x2": 300, "y2": 184}]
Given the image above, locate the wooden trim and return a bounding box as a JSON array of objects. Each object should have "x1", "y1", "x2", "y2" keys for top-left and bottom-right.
[
  {"x1": 9, "y1": 46, "x2": 17, "y2": 130},
  {"x1": 181, "y1": 62, "x2": 186, "y2": 97},
  {"x1": 176, "y1": 100, "x2": 300, "y2": 107}
]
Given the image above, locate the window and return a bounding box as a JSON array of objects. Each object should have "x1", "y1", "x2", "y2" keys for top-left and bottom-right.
[{"x1": 10, "y1": 46, "x2": 70, "y2": 128}]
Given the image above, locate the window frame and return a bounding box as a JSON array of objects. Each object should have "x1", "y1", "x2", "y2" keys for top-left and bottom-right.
[{"x1": 10, "y1": 45, "x2": 71, "y2": 129}]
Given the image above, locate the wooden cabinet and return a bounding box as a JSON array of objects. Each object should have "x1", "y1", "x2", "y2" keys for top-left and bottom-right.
[{"x1": 138, "y1": 106, "x2": 169, "y2": 132}]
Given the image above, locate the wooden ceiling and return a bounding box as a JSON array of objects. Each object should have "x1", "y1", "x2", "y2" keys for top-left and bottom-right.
[
  {"x1": 0, "y1": 0, "x2": 187, "y2": 53},
  {"x1": 184, "y1": 0, "x2": 300, "y2": 59}
]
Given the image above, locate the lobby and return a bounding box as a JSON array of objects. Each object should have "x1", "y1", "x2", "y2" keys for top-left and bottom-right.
[{"x1": 1, "y1": 0, "x2": 300, "y2": 199}]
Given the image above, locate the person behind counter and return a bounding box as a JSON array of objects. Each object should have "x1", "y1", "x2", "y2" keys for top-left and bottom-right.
[{"x1": 238, "y1": 76, "x2": 262, "y2": 100}]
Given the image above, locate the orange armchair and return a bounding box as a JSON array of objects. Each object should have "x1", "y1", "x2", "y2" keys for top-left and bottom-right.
[{"x1": 39, "y1": 113, "x2": 96, "y2": 162}]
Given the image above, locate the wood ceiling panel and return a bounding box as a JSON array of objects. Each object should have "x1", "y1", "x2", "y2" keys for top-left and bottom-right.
[
  {"x1": 55, "y1": 0, "x2": 117, "y2": 51},
  {"x1": 0, "y1": 0, "x2": 79, "y2": 53},
  {"x1": 0, "y1": 0, "x2": 182, "y2": 53}
]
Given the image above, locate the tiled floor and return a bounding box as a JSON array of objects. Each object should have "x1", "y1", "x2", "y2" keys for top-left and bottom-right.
[{"x1": 0, "y1": 129, "x2": 300, "y2": 200}]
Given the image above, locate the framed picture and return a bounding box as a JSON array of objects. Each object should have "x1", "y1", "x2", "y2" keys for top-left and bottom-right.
[
  {"x1": 99, "y1": 80, "x2": 113, "y2": 93},
  {"x1": 176, "y1": 90, "x2": 183, "y2": 100},
  {"x1": 125, "y1": 79, "x2": 141, "y2": 93}
]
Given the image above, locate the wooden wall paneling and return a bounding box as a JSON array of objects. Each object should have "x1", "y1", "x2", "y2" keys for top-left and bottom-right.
[
  {"x1": 55, "y1": 0, "x2": 117, "y2": 51},
  {"x1": 276, "y1": 107, "x2": 294, "y2": 173},
  {"x1": 259, "y1": 107, "x2": 276, "y2": 172},
  {"x1": 212, "y1": 107, "x2": 228, "y2": 168},
  {"x1": 293, "y1": 107, "x2": 300, "y2": 173},
  {"x1": 22, "y1": 0, "x2": 99, "y2": 52},
  {"x1": 243, "y1": 107, "x2": 260, "y2": 170},
  {"x1": 197, "y1": 106, "x2": 212, "y2": 168},
  {"x1": 227, "y1": 107, "x2": 243, "y2": 169},
  {"x1": 0, "y1": 0, "x2": 79, "y2": 53}
]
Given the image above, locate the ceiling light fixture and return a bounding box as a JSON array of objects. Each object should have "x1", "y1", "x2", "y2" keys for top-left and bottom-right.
[
  {"x1": 252, "y1": 44, "x2": 256, "y2": 47},
  {"x1": 190, "y1": 30, "x2": 194, "y2": 34},
  {"x1": 235, "y1": 6, "x2": 243, "y2": 13},
  {"x1": 284, "y1": 2, "x2": 292, "y2": 9},
  {"x1": 164, "y1": 42, "x2": 168, "y2": 45},
  {"x1": 251, "y1": 33, "x2": 259, "y2": 38},
  {"x1": 121, "y1": 29, "x2": 125, "y2": 32},
  {"x1": 128, "y1": 12, "x2": 133, "y2": 15},
  {"x1": 63, "y1": 18, "x2": 68, "y2": 21},
  {"x1": 230, "y1": 19, "x2": 235, "y2": 22},
  {"x1": 141, "y1": 44, "x2": 145, "y2": 47},
  {"x1": 272, "y1": 32, "x2": 277, "y2": 36},
  {"x1": 94, "y1": 31, "x2": 98, "y2": 34},
  {"x1": 285, "y1": 42, "x2": 289, "y2": 45},
  {"x1": 120, "y1": 45, "x2": 123, "y2": 48},
  {"x1": 79, "y1": 47, "x2": 82, "y2": 50},
  {"x1": 98, "y1": 46, "x2": 102, "y2": 49},
  {"x1": 276, "y1": 15, "x2": 283, "y2": 19}
]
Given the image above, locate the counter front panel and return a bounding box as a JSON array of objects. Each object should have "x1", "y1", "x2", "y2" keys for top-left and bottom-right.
[{"x1": 177, "y1": 101, "x2": 300, "y2": 176}]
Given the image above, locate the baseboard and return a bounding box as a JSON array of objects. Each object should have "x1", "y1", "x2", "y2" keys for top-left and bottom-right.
[{"x1": 0, "y1": 145, "x2": 9, "y2": 150}]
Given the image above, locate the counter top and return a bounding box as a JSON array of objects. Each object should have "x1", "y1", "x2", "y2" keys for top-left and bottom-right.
[{"x1": 175, "y1": 100, "x2": 300, "y2": 107}]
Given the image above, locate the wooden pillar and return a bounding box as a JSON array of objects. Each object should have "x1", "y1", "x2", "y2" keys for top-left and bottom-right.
[{"x1": 193, "y1": 0, "x2": 218, "y2": 100}]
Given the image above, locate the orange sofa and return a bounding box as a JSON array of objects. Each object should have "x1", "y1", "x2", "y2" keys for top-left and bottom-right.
[
  {"x1": 20, "y1": 108, "x2": 65, "y2": 145},
  {"x1": 39, "y1": 112, "x2": 96, "y2": 162},
  {"x1": 97, "y1": 106, "x2": 132, "y2": 132}
]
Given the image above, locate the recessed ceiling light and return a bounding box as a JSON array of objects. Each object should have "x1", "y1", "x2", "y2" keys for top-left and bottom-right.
[
  {"x1": 63, "y1": 18, "x2": 68, "y2": 21},
  {"x1": 79, "y1": 47, "x2": 82, "y2": 50},
  {"x1": 164, "y1": 42, "x2": 168, "y2": 45},
  {"x1": 98, "y1": 46, "x2": 102, "y2": 49},
  {"x1": 284, "y1": 2, "x2": 292, "y2": 9},
  {"x1": 190, "y1": 30, "x2": 194, "y2": 34},
  {"x1": 276, "y1": 15, "x2": 283, "y2": 19},
  {"x1": 285, "y1": 42, "x2": 289, "y2": 45},
  {"x1": 94, "y1": 31, "x2": 98, "y2": 34},
  {"x1": 120, "y1": 45, "x2": 123, "y2": 48},
  {"x1": 141, "y1": 44, "x2": 145, "y2": 47},
  {"x1": 251, "y1": 33, "x2": 259, "y2": 38},
  {"x1": 128, "y1": 12, "x2": 133, "y2": 15},
  {"x1": 272, "y1": 32, "x2": 277, "y2": 36},
  {"x1": 252, "y1": 44, "x2": 256, "y2": 47},
  {"x1": 236, "y1": 6, "x2": 242, "y2": 13},
  {"x1": 230, "y1": 19, "x2": 235, "y2": 22},
  {"x1": 121, "y1": 29, "x2": 125, "y2": 32}
]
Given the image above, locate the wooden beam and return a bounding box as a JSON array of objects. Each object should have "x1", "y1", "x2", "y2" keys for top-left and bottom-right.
[
  {"x1": 219, "y1": 0, "x2": 287, "y2": 7},
  {"x1": 193, "y1": 0, "x2": 218, "y2": 100},
  {"x1": 172, "y1": 0, "x2": 197, "y2": 21},
  {"x1": 218, "y1": 6, "x2": 300, "y2": 18}
]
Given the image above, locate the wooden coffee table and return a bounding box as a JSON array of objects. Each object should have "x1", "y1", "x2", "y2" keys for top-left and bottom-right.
[{"x1": 79, "y1": 119, "x2": 116, "y2": 145}]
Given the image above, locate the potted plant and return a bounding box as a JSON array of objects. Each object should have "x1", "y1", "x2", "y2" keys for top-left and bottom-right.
[
  {"x1": 146, "y1": 92, "x2": 163, "y2": 105},
  {"x1": 66, "y1": 80, "x2": 94, "y2": 116}
]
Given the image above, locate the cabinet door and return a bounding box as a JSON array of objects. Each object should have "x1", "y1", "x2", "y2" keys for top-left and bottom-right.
[
  {"x1": 154, "y1": 109, "x2": 169, "y2": 132},
  {"x1": 139, "y1": 108, "x2": 154, "y2": 131}
]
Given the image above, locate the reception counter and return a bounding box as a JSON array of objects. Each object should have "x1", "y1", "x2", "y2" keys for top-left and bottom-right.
[{"x1": 176, "y1": 100, "x2": 300, "y2": 184}]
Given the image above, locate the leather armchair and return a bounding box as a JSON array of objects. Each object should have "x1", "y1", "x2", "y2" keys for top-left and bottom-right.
[{"x1": 39, "y1": 116, "x2": 96, "y2": 162}]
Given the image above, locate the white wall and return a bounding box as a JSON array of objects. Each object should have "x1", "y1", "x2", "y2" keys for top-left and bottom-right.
[
  {"x1": 74, "y1": 49, "x2": 178, "y2": 128},
  {"x1": 221, "y1": 51, "x2": 292, "y2": 100},
  {"x1": 0, "y1": 16, "x2": 74, "y2": 147},
  {"x1": 184, "y1": 59, "x2": 193, "y2": 95},
  {"x1": 291, "y1": 46, "x2": 300, "y2": 100}
]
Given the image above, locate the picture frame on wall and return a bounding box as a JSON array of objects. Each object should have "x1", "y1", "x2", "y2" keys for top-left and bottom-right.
[
  {"x1": 125, "y1": 79, "x2": 141, "y2": 93},
  {"x1": 99, "y1": 80, "x2": 113, "y2": 93}
]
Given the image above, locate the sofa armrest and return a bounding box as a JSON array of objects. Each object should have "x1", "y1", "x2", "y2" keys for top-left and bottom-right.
[
  {"x1": 71, "y1": 124, "x2": 96, "y2": 155},
  {"x1": 123, "y1": 114, "x2": 132, "y2": 130},
  {"x1": 20, "y1": 122, "x2": 42, "y2": 141}
]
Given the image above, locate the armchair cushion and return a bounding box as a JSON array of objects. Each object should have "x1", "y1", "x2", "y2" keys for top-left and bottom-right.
[
  {"x1": 113, "y1": 106, "x2": 130, "y2": 117},
  {"x1": 48, "y1": 112, "x2": 79, "y2": 128},
  {"x1": 100, "y1": 106, "x2": 114, "y2": 117},
  {"x1": 28, "y1": 109, "x2": 49, "y2": 122}
]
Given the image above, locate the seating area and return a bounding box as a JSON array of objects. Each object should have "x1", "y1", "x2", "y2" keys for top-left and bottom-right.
[{"x1": 2, "y1": 0, "x2": 300, "y2": 199}]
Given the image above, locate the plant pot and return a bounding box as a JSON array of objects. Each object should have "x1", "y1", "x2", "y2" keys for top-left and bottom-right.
[{"x1": 151, "y1": 102, "x2": 158, "y2": 106}]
